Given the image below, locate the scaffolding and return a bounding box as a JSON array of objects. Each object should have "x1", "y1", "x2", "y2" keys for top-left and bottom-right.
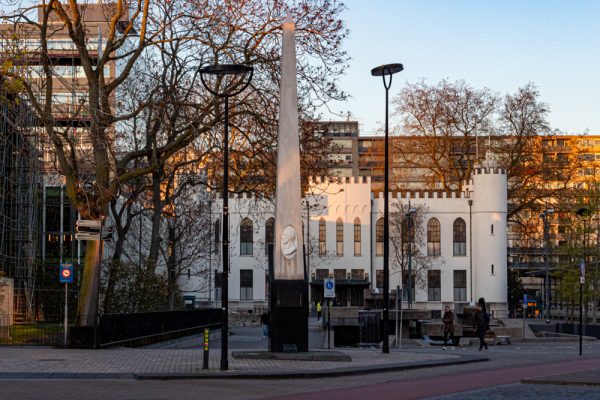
[{"x1": 0, "y1": 83, "x2": 43, "y2": 323}]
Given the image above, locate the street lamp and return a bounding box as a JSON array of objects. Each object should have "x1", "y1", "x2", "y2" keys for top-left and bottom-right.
[
  {"x1": 405, "y1": 207, "x2": 416, "y2": 309},
  {"x1": 371, "y1": 62, "x2": 403, "y2": 354},
  {"x1": 539, "y1": 207, "x2": 554, "y2": 323},
  {"x1": 199, "y1": 63, "x2": 253, "y2": 370},
  {"x1": 576, "y1": 206, "x2": 591, "y2": 357}
]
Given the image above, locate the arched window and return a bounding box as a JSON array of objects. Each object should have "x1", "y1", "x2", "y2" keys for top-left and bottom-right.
[
  {"x1": 354, "y1": 217, "x2": 361, "y2": 256},
  {"x1": 319, "y1": 218, "x2": 326, "y2": 255},
  {"x1": 427, "y1": 218, "x2": 441, "y2": 256},
  {"x1": 453, "y1": 218, "x2": 466, "y2": 256},
  {"x1": 336, "y1": 218, "x2": 344, "y2": 255},
  {"x1": 265, "y1": 218, "x2": 274, "y2": 255},
  {"x1": 376, "y1": 217, "x2": 384, "y2": 256},
  {"x1": 240, "y1": 218, "x2": 253, "y2": 256}
]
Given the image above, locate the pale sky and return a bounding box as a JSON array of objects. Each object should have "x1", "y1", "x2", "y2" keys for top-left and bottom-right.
[{"x1": 322, "y1": 0, "x2": 600, "y2": 136}]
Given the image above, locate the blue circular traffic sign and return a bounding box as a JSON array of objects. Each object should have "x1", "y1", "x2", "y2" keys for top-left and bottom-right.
[{"x1": 325, "y1": 281, "x2": 334, "y2": 290}]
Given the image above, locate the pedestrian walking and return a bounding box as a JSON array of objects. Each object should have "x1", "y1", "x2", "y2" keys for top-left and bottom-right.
[
  {"x1": 473, "y1": 304, "x2": 490, "y2": 351},
  {"x1": 442, "y1": 306, "x2": 454, "y2": 349},
  {"x1": 260, "y1": 310, "x2": 270, "y2": 339},
  {"x1": 316, "y1": 300, "x2": 322, "y2": 321}
]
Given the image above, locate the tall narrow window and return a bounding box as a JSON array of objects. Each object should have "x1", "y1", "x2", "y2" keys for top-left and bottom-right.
[
  {"x1": 240, "y1": 218, "x2": 253, "y2": 256},
  {"x1": 354, "y1": 217, "x2": 361, "y2": 256},
  {"x1": 427, "y1": 218, "x2": 441, "y2": 256},
  {"x1": 319, "y1": 218, "x2": 326, "y2": 255},
  {"x1": 428, "y1": 270, "x2": 441, "y2": 301},
  {"x1": 376, "y1": 217, "x2": 384, "y2": 256},
  {"x1": 336, "y1": 218, "x2": 344, "y2": 255},
  {"x1": 265, "y1": 218, "x2": 274, "y2": 255},
  {"x1": 240, "y1": 269, "x2": 253, "y2": 301},
  {"x1": 453, "y1": 218, "x2": 466, "y2": 256},
  {"x1": 453, "y1": 270, "x2": 467, "y2": 301}
]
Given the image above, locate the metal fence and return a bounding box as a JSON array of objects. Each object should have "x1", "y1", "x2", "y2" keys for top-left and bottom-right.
[{"x1": 0, "y1": 314, "x2": 64, "y2": 346}]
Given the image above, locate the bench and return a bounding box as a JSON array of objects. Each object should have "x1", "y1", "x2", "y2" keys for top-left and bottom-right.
[{"x1": 496, "y1": 335, "x2": 511, "y2": 345}]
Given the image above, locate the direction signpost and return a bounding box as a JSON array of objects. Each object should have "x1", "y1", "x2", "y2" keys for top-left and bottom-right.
[{"x1": 60, "y1": 263, "x2": 74, "y2": 347}]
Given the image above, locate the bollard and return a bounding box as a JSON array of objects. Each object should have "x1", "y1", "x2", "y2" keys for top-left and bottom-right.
[{"x1": 203, "y1": 328, "x2": 209, "y2": 370}]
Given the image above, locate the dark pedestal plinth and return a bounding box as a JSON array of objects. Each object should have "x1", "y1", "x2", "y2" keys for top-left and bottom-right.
[{"x1": 269, "y1": 280, "x2": 308, "y2": 352}]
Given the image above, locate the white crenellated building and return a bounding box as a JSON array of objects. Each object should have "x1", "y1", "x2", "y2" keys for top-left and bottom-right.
[{"x1": 181, "y1": 151, "x2": 508, "y2": 317}]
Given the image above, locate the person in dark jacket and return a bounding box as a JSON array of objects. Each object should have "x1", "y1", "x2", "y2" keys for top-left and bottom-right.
[
  {"x1": 473, "y1": 304, "x2": 490, "y2": 350},
  {"x1": 442, "y1": 306, "x2": 454, "y2": 348},
  {"x1": 260, "y1": 311, "x2": 270, "y2": 339}
]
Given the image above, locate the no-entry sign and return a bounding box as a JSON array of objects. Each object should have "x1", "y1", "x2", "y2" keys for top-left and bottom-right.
[{"x1": 60, "y1": 263, "x2": 74, "y2": 284}]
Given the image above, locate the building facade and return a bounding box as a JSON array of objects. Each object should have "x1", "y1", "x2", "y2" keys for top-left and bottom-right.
[{"x1": 181, "y1": 151, "x2": 509, "y2": 317}]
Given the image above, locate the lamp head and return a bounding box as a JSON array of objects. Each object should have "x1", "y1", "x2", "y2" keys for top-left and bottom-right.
[{"x1": 371, "y1": 63, "x2": 404, "y2": 77}]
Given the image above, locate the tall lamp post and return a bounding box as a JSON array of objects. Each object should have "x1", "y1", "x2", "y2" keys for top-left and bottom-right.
[
  {"x1": 371, "y1": 63, "x2": 403, "y2": 354},
  {"x1": 539, "y1": 208, "x2": 554, "y2": 322},
  {"x1": 405, "y1": 207, "x2": 416, "y2": 309},
  {"x1": 199, "y1": 64, "x2": 253, "y2": 370},
  {"x1": 576, "y1": 206, "x2": 591, "y2": 356}
]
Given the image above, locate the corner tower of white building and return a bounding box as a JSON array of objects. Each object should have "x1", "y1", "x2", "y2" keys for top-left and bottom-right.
[{"x1": 470, "y1": 150, "x2": 508, "y2": 316}]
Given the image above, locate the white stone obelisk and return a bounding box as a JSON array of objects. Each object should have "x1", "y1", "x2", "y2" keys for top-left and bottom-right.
[{"x1": 274, "y1": 15, "x2": 304, "y2": 281}]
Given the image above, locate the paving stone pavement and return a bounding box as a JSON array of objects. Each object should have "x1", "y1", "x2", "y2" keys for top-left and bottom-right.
[{"x1": 0, "y1": 346, "x2": 464, "y2": 376}]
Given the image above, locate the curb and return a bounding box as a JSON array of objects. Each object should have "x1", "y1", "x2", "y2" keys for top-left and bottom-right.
[
  {"x1": 521, "y1": 378, "x2": 600, "y2": 387},
  {"x1": 0, "y1": 372, "x2": 135, "y2": 380},
  {"x1": 134, "y1": 354, "x2": 488, "y2": 380}
]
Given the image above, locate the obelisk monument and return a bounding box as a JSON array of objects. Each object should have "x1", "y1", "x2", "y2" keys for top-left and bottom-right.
[{"x1": 269, "y1": 14, "x2": 308, "y2": 352}]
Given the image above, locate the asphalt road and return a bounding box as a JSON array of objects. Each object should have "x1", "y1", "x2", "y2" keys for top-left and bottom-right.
[{"x1": 1, "y1": 337, "x2": 599, "y2": 399}]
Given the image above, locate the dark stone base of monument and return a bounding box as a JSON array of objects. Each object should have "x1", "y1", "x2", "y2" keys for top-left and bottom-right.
[{"x1": 269, "y1": 280, "x2": 308, "y2": 352}]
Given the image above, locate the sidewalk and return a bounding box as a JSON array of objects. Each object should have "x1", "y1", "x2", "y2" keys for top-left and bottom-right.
[
  {"x1": 0, "y1": 317, "x2": 488, "y2": 380},
  {"x1": 0, "y1": 346, "x2": 487, "y2": 380}
]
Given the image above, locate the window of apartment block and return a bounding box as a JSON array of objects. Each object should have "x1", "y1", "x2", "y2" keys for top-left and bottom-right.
[
  {"x1": 428, "y1": 270, "x2": 441, "y2": 301},
  {"x1": 351, "y1": 269, "x2": 364, "y2": 280},
  {"x1": 240, "y1": 269, "x2": 253, "y2": 301},
  {"x1": 453, "y1": 270, "x2": 467, "y2": 301},
  {"x1": 336, "y1": 218, "x2": 344, "y2": 255},
  {"x1": 316, "y1": 269, "x2": 328, "y2": 280},
  {"x1": 376, "y1": 270, "x2": 384, "y2": 288},
  {"x1": 265, "y1": 217, "x2": 274, "y2": 254},
  {"x1": 427, "y1": 218, "x2": 441, "y2": 256},
  {"x1": 319, "y1": 218, "x2": 326, "y2": 255},
  {"x1": 376, "y1": 218, "x2": 384, "y2": 256},
  {"x1": 240, "y1": 218, "x2": 253, "y2": 256},
  {"x1": 334, "y1": 269, "x2": 346, "y2": 280},
  {"x1": 354, "y1": 217, "x2": 361, "y2": 255},
  {"x1": 453, "y1": 218, "x2": 467, "y2": 256}
]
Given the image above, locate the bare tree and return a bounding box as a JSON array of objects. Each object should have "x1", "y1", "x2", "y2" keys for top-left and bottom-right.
[
  {"x1": 393, "y1": 79, "x2": 496, "y2": 192},
  {"x1": 1, "y1": 0, "x2": 349, "y2": 323},
  {"x1": 388, "y1": 203, "x2": 444, "y2": 299}
]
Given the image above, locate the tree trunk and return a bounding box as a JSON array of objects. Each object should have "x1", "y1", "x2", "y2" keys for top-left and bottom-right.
[
  {"x1": 147, "y1": 169, "x2": 164, "y2": 269},
  {"x1": 167, "y1": 224, "x2": 177, "y2": 311},
  {"x1": 77, "y1": 240, "x2": 101, "y2": 326}
]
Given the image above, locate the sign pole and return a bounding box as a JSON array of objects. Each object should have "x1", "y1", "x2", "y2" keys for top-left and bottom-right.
[
  {"x1": 395, "y1": 285, "x2": 399, "y2": 348},
  {"x1": 522, "y1": 293, "x2": 527, "y2": 340},
  {"x1": 327, "y1": 300, "x2": 331, "y2": 349},
  {"x1": 64, "y1": 282, "x2": 68, "y2": 347},
  {"x1": 59, "y1": 263, "x2": 74, "y2": 347},
  {"x1": 399, "y1": 287, "x2": 403, "y2": 349}
]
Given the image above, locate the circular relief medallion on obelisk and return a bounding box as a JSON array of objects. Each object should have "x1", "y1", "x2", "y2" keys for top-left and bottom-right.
[{"x1": 281, "y1": 225, "x2": 298, "y2": 260}]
